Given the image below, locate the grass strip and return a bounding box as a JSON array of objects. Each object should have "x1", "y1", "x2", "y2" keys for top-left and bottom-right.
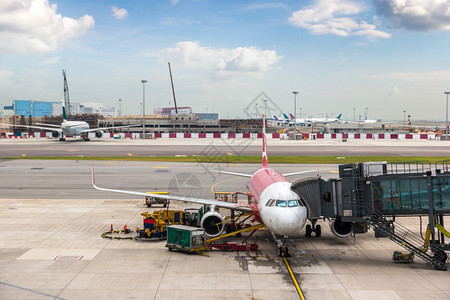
[{"x1": 4, "y1": 156, "x2": 449, "y2": 164}]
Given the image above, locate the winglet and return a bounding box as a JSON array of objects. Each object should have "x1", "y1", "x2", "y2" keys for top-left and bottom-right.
[
  {"x1": 91, "y1": 163, "x2": 97, "y2": 188},
  {"x1": 262, "y1": 114, "x2": 268, "y2": 168}
]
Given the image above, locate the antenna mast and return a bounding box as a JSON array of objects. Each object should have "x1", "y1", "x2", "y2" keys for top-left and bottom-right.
[
  {"x1": 62, "y1": 69, "x2": 71, "y2": 115},
  {"x1": 168, "y1": 62, "x2": 178, "y2": 114}
]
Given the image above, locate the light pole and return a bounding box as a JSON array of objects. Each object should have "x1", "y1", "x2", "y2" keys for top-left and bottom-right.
[
  {"x1": 118, "y1": 99, "x2": 122, "y2": 117},
  {"x1": 263, "y1": 99, "x2": 267, "y2": 117},
  {"x1": 445, "y1": 92, "x2": 450, "y2": 140},
  {"x1": 141, "y1": 80, "x2": 147, "y2": 139},
  {"x1": 292, "y1": 91, "x2": 299, "y2": 119},
  {"x1": 353, "y1": 108, "x2": 355, "y2": 122},
  {"x1": 403, "y1": 110, "x2": 406, "y2": 128}
]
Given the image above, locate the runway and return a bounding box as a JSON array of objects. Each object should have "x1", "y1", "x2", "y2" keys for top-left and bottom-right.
[
  {"x1": 0, "y1": 159, "x2": 449, "y2": 299},
  {"x1": 1, "y1": 138, "x2": 450, "y2": 158}
]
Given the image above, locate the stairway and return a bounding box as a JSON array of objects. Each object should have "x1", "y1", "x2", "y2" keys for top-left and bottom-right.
[{"x1": 363, "y1": 208, "x2": 448, "y2": 270}]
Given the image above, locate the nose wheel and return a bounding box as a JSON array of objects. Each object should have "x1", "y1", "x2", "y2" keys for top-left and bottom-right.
[
  {"x1": 305, "y1": 220, "x2": 321, "y2": 237},
  {"x1": 270, "y1": 231, "x2": 291, "y2": 257}
]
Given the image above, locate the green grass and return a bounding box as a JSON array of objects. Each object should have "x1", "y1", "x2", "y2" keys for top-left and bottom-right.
[{"x1": 4, "y1": 155, "x2": 450, "y2": 164}]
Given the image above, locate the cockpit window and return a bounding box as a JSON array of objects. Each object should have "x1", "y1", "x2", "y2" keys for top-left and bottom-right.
[
  {"x1": 288, "y1": 200, "x2": 299, "y2": 207},
  {"x1": 266, "y1": 199, "x2": 275, "y2": 206},
  {"x1": 275, "y1": 200, "x2": 287, "y2": 207}
]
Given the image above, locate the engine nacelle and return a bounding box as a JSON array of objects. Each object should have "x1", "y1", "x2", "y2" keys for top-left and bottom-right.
[
  {"x1": 95, "y1": 130, "x2": 104, "y2": 138},
  {"x1": 329, "y1": 219, "x2": 352, "y2": 238},
  {"x1": 200, "y1": 211, "x2": 225, "y2": 237},
  {"x1": 52, "y1": 131, "x2": 61, "y2": 138}
]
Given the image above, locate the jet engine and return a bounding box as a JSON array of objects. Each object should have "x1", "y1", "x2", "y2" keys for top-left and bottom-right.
[
  {"x1": 200, "y1": 211, "x2": 225, "y2": 237},
  {"x1": 329, "y1": 219, "x2": 352, "y2": 238},
  {"x1": 95, "y1": 130, "x2": 103, "y2": 138},
  {"x1": 52, "y1": 131, "x2": 61, "y2": 138}
]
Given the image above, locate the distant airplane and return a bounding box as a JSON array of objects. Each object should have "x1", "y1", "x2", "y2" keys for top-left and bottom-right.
[
  {"x1": 363, "y1": 112, "x2": 377, "y2": 124},
  {"x1": 92, "y1": 115, "x2": 323, "y2": 256},
  {"x1": 1, "y1": 107, "x2": 138, "y2": 141},
  {"x1": 289, "y1": 113, "x2": 342, "y2": 126},
  {"x1": 269, "y1": 114, "x2": 291, "y2": 126}
]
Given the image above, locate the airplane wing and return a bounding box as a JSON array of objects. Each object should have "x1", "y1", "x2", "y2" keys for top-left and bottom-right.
[
  {"x1": 81, "y1": 124, "x2": 140, "y2": 134},
  {"x1": 91, "y1": 165, "x2": 254, "y2": 213},
  {"x1": 35, "y1": 123, "x2": 61, "y2": 128},
  {"x1": 210, "y1": 170, "x2": 253, "y2": 178},
  {"x1": 282, "y1": 170, "x2": 317, "y2": 177},
  {"x1": 0, "y1": 123, "x2": 62, "y2": 133}
]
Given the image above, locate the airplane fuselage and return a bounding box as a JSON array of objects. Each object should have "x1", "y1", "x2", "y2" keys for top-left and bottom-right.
[
  {"x1": 61, "y1": 121, "x2": 90, "y2": 136},
  {"x1": 249, "y1": 167, "x2": 307, "y2": 238}
]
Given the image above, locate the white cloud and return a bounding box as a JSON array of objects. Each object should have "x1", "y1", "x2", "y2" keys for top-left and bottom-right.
[
  {"x1": 171, "y1": 0, "x2": 180, "y2": 5},
  {"x1": 243, "y1": 3, "x2": 287, "y2": 10},
  {"x1": 35, "y1": 56, "x2": 61, "y2": 66},
  {"x1": 389, "y1": 85, "x2": 400, "y2": 95},
  {"x1": 112, "y1": 6, "x2": 128, "y2": 20},
  {"x1": 374, "y1": 0, "x2": 450, "y2": 31},
  {"x1": 160, "y1": 41, "x2": 282, "y2": 73},
  {"x1": 288, "y1": 0, "x2": 391, "y2": 39},
  {"x1": 0, "y1": 0, "x2": 94, "y2": 53}
]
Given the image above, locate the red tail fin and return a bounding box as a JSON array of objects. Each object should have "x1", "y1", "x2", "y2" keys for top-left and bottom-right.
[
  {"x1": 262, "y1": 114, "x2": 268, "y2": 168},
  {"x1": 290, "y1": 113, "x2": 295, "y2": 119}
]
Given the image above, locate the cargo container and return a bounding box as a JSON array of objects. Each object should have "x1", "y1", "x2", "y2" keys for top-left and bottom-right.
[{"x1": 166, "y1": 225, "x2": 206, "y2": 253}]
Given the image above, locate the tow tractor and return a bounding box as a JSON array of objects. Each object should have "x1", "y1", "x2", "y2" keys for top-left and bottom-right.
[{"x1": 145, "y1": 191, "x2": 170, "y2": 207}]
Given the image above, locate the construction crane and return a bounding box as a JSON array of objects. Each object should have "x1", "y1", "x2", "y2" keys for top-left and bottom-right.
[
  {"x1": 168, "y1": 62, "x2": 178, "y2": 114},
  {"x1": 62, "y1": 69, "x2": 70, "y2": 115}
]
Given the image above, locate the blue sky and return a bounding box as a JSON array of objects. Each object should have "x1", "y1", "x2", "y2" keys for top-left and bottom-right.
[{"x1": 1, "y1": 0, "x2": 450, "y2": 121}]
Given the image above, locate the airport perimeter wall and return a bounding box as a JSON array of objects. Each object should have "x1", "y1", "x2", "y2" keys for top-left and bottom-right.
[{"x1": 0, "y1": 131, "x2": 440, "y2": 140}]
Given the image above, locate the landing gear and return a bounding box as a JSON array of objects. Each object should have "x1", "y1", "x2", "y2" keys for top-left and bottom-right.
[
  {"x1": 278, "y1": 242, "x2": 290, "y2": 257},
  {"x1": 271, "y1": 231, "x2": 291, "y2": 257},
  {"x1": 305, "y1": 220, "x2": 321, "y2": 237}
]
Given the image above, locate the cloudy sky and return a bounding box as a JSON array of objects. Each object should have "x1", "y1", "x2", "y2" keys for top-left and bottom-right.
[{"x1": 1, "y1": 0, "x2": 450, "y2": 121}]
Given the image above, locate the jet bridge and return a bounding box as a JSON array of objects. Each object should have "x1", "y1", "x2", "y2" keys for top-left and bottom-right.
[{"x1": 291, "y1": 161, "x2": 450, "y2": 270}]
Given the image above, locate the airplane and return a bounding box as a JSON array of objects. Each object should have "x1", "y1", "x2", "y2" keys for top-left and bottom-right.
[
  {"x1": 268, "y1": 115, "x2": 292, "y2": 126},
  {"x1": 1, "y1": 107, "x2": 138, "y2": 141},
  {"x1": 92, "y1": 115, "x2": 321, "y2": 256},
  {"x1": 363, "y1": 112, "x2": 377, "y2": 124},
  {"x1": 286, "y1": 113, "x2": 342, "y2": 126}
]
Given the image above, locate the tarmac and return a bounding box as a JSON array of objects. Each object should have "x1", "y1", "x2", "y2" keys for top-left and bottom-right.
[{"x1": 0, "y1": 141, "x2": 449, "y2": 299}]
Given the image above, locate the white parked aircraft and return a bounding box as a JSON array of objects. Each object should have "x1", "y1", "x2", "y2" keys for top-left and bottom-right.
[
  {"x1": 92, "y1": 115, "x2": 319, "y2": 256},
  {"x1": 290, "y1": 113, "x2": 342, "y2": 125},
  {"x1": 1, "y1": 107, "x2": 138, "y2": 141}
]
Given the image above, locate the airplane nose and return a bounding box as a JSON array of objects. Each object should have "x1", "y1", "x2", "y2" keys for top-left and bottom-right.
[{"x1": 273, "y1": 208, "x2": 306, "y2": 236}]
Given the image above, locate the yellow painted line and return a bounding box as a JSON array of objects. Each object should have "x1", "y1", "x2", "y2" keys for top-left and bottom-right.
[
  {"x1": 230, "y1": 163, "x2": 238, "y2": 166},
  {"x1": 127, "y1": 153, "x2": 133, "y2": 156},
  {"x1": 67, "y1": 149, "x2": 78, "y2": 152},
  {"x1": 227, "y1": 152, "x2": 233, "y2": 156},
  {"x1": 330, "y1": 170, "x2": 339, "y2": 174},
  {"x1": 210, "y1": 177, "x2": 241, "y2": 194},
  {"x1": 104, "y1": 161, "x2": 117, "y2": 165},
  {"x1": 282, "y1": 254, "x2": 306, "y2": 300},
  {"x1": 21, "y1": 154, "x2": 26, "y2": 157},
  {"x1": 152, "y1": 166, "x2": 168, "y2": 169}
]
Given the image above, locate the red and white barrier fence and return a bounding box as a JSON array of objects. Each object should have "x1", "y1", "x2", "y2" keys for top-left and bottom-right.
[{"x1": 0, "y1": 132, "x2": 440, "y2": 140}]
